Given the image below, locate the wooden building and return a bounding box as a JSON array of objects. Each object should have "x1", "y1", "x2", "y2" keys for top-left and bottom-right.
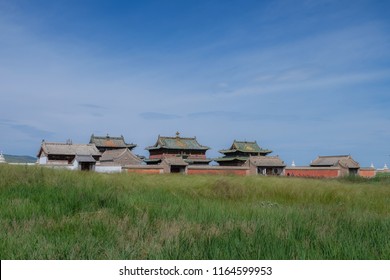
[
  {"x1": 161, "y1": 157, "x2": 189, "y2": 174},
  {"x1": 72, "y1": 155, "x2": 98, "y2": 171},
  {"x1": 99, "y1": 148, "x2": 143, "y2": 166},
  {"x1": 246, "y1": 156, "x2": 286, "y2": 176},
  {"x1": 144, "y1": 132, "x2": 211, "y2": 169},
  {"x1": 285, "y1": 155, "x2": 361, "y2": 178},
  {"x1": 310, "y1": 155, "x2": 360, "y2": 176},
  {"x1": 89, "y1": 134, "x2": 136, "y2": 153},
  {"x1": 37, "y1": 141, "x2": 101, "y2": 170},
  {"x1": 214, "y1": 140, "x2": 272, "y2": 166}
]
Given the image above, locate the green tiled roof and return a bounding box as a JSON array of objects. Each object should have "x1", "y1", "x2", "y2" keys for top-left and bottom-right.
[
  {"x1": 219, "y1": 140, "x2": 272, "y2": 154},
  {"x1": 214, "y1": 157, "x2": 248, "y2": 162},
  {"x1": 90, "y1": 134, "x2": 136, "y2": 149},
  {"x1": 146, "y1": 134, "x2": 210, "y2": 151}
]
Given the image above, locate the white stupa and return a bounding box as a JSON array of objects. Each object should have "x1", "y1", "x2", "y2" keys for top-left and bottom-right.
[
  {"x1": 384, "y1": 164, "x2": 388, "y2": 170},
  {"x1": 0, "y1": 151, "x2": 6, "y2": 164},
  {"x1": 291, "y1": 160, "x2": 296, "y2": 167},
  {"x1": 370, "y1": 163, "x2": 375, "y2": 168}
]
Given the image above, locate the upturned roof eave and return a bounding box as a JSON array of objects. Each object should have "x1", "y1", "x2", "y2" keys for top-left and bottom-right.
[
  {"x1": 219, "y1": 149, "x2": 272, "y2": 154},
  {"x1": 148, "y1": 135, "x2": 210, "y2": 150},
  {"x1": 146, "y1": 146, "x2": 209, "y2": 151},
  {"x1": 218, "y1": 149, "x2": 237, "y2": 154},
  {"x1": 90, "y1": 134, "x2": 137, "y2": 148},
  {"x1": 213, "y1": 157, "x2": 249, "y2": 162},
  {"x1": 126, "y1": 144, "x2": 137, "y2": 148}
]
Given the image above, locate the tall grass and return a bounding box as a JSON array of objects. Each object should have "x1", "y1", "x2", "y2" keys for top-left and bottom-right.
[{"x1": 0, "y1": 165, "x2": 389, "y2": 259}]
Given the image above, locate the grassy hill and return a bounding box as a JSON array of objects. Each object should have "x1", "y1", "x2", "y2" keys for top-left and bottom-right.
[
  {"x1": 0, "y1": 165, "x2": 389, "y2": 259},
  {"x1": 3, "y1": 154, "x2": 36, "y2": 164}
]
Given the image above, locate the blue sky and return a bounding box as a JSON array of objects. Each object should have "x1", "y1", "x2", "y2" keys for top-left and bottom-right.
[{"x1": 1, "y1": 0, "x2": 389, "y2": 167}]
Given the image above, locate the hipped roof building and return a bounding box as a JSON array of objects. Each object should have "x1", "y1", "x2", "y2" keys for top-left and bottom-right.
[
  {"x1": 215, "y1": 140, "x2": 272, "y2": 166},
  {"x1": 144, "y1": 132, "x2": 211, "y2": 165},
  {"x1": 90, "y1": 134, "x2": 136, "y2": 152}
]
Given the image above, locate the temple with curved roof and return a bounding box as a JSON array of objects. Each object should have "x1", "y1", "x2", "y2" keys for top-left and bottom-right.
[
  {"x1": 89, "y1": 134, "x2": 136, "y2": 153},
  {"x1": 144, "y1": 132, "x2": 212, "y2": 167},
  {"x1": 214, "y1": 140, "x2": 272, "y2": 166}
]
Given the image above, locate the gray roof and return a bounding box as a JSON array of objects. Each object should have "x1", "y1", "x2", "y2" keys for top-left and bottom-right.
[
  {"x1": 249, "y1": 156, "x2": 286, "y2": 167},
  {"x1": 163, "y1": 157, "x2": 189, "y2": 166},
  {"x1": 73, "y1": 155, "x2": 96, "y2": 163},
  {"x1": 38, "y1": 142, "x2": 101, "y2": 157},
  {"x1": 214, "y1": 156, "x2": 248, "y2": 162},
  {"x1": 184, "y1": 158, "x2": 212, "y2": 164},
  {"x1": 310, "y1": 155, "x2": 360, "y2": 168},
  {"x1": 100, "y1": 148, "x2": 142, "y2": 164}
]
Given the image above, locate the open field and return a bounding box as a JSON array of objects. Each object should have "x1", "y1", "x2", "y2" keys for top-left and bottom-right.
[{"x1": 1, "y1": 165, "x2": 389, "y2": 259}]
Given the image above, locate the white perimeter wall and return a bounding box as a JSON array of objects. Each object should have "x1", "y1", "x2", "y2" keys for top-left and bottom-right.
[{"x1": 95, "y1": 166, "x2": 122, "y2": 173}]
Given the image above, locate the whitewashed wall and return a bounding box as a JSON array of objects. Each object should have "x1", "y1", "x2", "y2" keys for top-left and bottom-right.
[
  {"x1": 95, "y1": 165, "x2": 122, "y2": 173},
  {"x1": 38, "y1": 156, "x2": 48, "y2": 164}
]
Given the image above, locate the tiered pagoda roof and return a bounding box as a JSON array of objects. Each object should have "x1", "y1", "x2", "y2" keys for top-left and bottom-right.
[
  {"x1": 219, "y1": 140, "x2": 272, "y2": 155},
  {"x1": 215, "y1": 140, "x2": 272, "y2": 165},
  {"x1": 145, "y1": 132, "x2": 211, "y2": 165},
  {"x1": 145, "y1": 132, "x2": 210, "y2": 151}
]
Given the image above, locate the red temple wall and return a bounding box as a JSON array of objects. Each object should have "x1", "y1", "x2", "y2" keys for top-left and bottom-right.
[
  {"x1": 358, "y1": 169, "x2": 376, "y2": 178},
  {"x1": 285, "y1": 168, "x2": 340, "y2": 178}
]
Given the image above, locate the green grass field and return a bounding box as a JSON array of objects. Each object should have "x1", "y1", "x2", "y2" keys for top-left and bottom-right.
[{"x1": 1, "y1": 165, "x2": 389, "y2": 259}]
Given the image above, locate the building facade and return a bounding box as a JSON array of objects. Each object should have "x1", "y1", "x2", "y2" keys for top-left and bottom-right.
[
  {"x1": 37, "y1": 141, "x2": 101, "y2": 170},
  {"x1": 310, "y1": 155, "x2": 360, "y2": 176},
  {"x1": 90, "y1": 134, "x2": 136, "y2": 153},
  {"x1": 99, "y1": 148, "x2": 143, "y2": 166},
  {"x1": 285, "y1": 155, "x2": 361, "y2": 178},
  {"x1": 144, "y1": 132, "x2": 212, "y2": 170},
  {"x1": 246, "y1": 155, "x2": 286, "y2": 176},
  {"x1": 214, "y1": 140, "x2": 272, "y2": 166}
]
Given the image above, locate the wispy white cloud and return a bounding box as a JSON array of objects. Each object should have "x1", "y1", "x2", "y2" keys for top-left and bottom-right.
[{"x1": 223, "y1": 70, "x2": 390, "y2": 98}]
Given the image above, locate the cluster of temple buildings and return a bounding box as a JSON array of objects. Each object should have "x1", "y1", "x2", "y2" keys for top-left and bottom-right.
[{"x1": 28, "y1": 132, "x2": 388, "y2": 178}]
